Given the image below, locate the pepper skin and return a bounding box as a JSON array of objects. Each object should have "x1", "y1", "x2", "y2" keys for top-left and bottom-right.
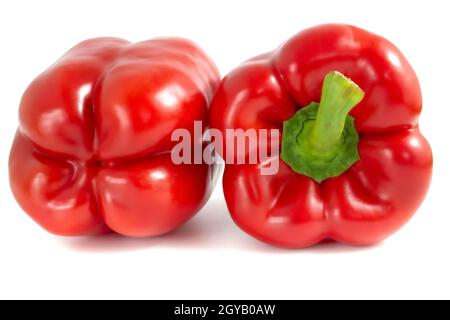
[
  {"x1": 210, "y1": 24, "x2": 433, "y2": 248},
  {"x1": 9, "y1": 37, "x2": 220, "y2": 237}
]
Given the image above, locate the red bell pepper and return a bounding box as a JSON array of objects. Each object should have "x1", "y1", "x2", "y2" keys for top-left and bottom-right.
[
  {"x1": 9, "y1": 37, "x2": 220, "y2": 237},
  {"x1": 210, "y1": 24, "x2": 433, "y2": 248}
]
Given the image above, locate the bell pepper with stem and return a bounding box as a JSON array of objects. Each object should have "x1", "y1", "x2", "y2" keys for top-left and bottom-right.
[{"x1": 210, "y1": 24, "x2": 433, "y2": 248}]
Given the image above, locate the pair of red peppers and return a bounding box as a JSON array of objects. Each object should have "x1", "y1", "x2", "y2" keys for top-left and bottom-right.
[{"x1": 9, "y1": 24, "x2": 432, "y2": 248}]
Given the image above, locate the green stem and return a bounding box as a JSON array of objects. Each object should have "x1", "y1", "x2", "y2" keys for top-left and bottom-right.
[
  {"x1": 280, "y1": 71, "x2": 365, "y2": 183},
  {"x1": 308, "y1": 71, "x2": 364, "y2": 158}
]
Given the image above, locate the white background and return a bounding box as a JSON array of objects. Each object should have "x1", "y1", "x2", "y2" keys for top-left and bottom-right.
[{"x1": 0, "y1": 0, "x2": 449, "y2": 299}]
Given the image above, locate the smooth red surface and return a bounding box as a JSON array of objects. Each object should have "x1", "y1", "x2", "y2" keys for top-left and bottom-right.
[
  {"x1": 210, "y1": 24, "x2": 433, "y2": 248},
  {"x1": 9, "y1": 37, "x2": 220, "y2": 237}
]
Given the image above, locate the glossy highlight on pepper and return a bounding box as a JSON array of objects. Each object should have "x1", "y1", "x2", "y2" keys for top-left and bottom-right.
[
  {"x1": 210, "y1": 24, "x2": 433, "y2": 248},
  {"x1": 9, "y1": 37, "x2": 220, "y2": 237}
]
